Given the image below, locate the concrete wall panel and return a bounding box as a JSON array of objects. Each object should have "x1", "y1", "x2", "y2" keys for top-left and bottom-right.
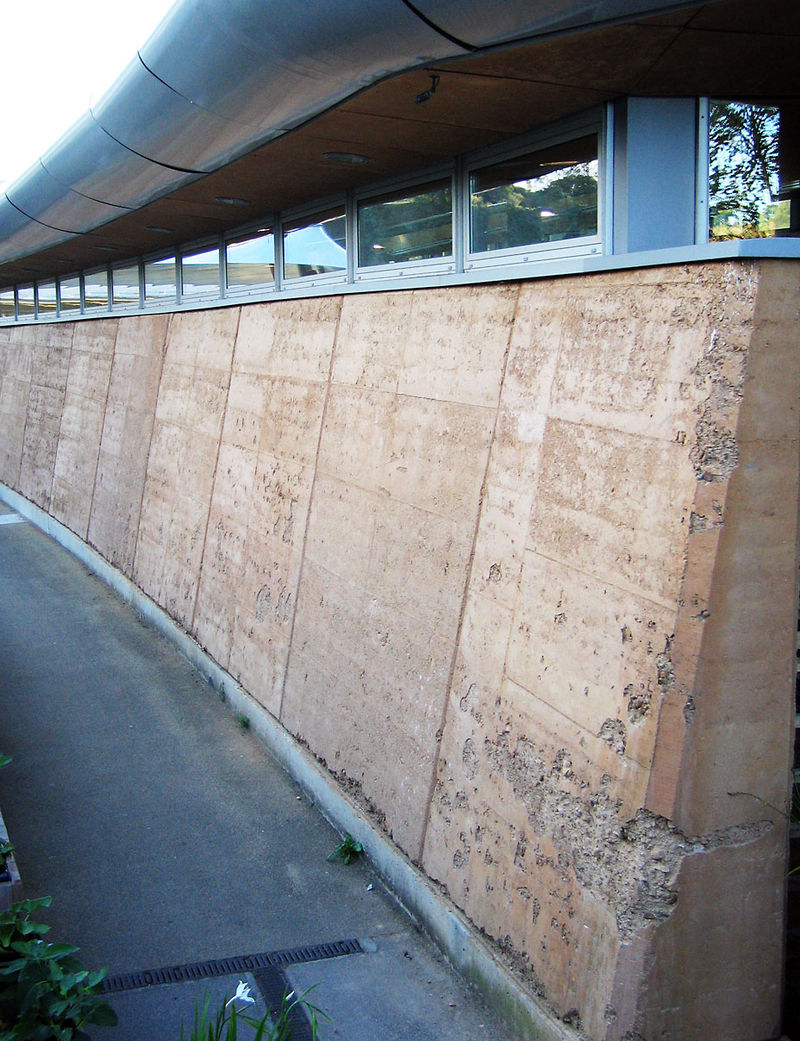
[
  {"x1": 50, "y1": 320, "x2": 118, "y2": 537},
  {"x1": 193, "y1": 298, "x2": 339, "y2": 715},
  {"x1": 18, "y1": 324, "x2": 73, "y2": 511},
  {"x1": 282, "y1": 285, "x2": 513, "y2": 857},
  {"x1": 88, "y1": 315, "x2": 170, "y2": 571},
  {"x1": 133, "y1": 309, "x2": 238, "y2": 628},
  {"x1": 0, "y1": 327, "x2": 35, "y2": 488}
]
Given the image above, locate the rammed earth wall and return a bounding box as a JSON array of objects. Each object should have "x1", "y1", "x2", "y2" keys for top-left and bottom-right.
[{"x1": 1, "y1": 259, "x2": 797, "y2": 1041}]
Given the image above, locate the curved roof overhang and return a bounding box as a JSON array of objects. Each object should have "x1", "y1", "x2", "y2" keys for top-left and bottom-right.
[{"x1": 1, "y1": 0, "x2": 798, "y2": 286}]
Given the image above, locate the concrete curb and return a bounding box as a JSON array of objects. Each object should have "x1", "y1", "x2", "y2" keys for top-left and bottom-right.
[{"x1": 0, "y1": 482, "x2": 577, "y2": 1041}]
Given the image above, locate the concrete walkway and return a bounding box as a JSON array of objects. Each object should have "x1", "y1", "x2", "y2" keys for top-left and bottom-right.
[{"x1": 0, "y1": 502, "x2": 516, "y2": 1041}]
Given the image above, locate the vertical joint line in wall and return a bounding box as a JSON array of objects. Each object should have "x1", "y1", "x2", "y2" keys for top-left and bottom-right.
[
  {"x1": 189, "y1": 307, "x2": 242, "y2": 635},
  {"x1": 417, "y1": 283, "x2": 522, "y2": 863},
  {"x1": 50, "y1": 325, "x2": 77, "y2": 510},
  {"x1": 87, "y1": 322, "x2": 121, "y2": 539},
  {"x1": 132, "y1": 312, "x2": 173, "y2": 577},
  {"x1": 17, "y1": 333, "x2": 34, "y2": 492},
  {"x1": 278, "y1": 298, "x2": 343, "y2": 723}
]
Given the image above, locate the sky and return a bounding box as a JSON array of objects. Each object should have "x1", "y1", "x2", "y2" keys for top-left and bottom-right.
[{"x1": 0, "y1": 0, "x2": 177, "y2": 193}]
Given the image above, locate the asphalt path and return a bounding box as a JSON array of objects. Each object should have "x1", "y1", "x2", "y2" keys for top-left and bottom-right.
[{"x1": 0, "y1": 503, "x2": 511, "y2": 1041}]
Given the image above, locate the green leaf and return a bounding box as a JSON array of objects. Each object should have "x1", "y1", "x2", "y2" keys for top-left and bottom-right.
[
  {"x1": 87, "y1": 1002, "x2": 118, "y2": 1026},
  {"x1": 42, "y1": 944, "x2": 81, "y2": 961}
]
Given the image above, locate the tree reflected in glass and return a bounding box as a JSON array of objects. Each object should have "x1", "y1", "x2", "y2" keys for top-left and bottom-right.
[
  {"x1": 709, "y1": 102, "x2": 789, "y2": 239},
  {"x1": 471, "y1": 136, "x2": 598, "y2": 254}
]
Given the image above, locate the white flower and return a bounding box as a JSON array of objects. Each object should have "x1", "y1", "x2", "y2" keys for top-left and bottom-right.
[{"x1": 226, "y1": 980, "x2": 255, "y2": 1007}]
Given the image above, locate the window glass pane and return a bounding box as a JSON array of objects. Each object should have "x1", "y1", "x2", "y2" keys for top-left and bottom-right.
[
  {"x1": 226, "y1": 231, "x2": 274, "y2": 290},
  {"x1": 145, "y1": 256, "x2": 176, "y2": 303},
  {"x1": 470, "y1": 135, "x2": 598, "y2": 254},
  {"x1": 84, "y1": 270, "x2": 109, "y2": 311},
  {"x1": 0, "y1": 289, "x2": 14, "y2": 318},
  {"x1": 36, "y1": 281, "x2": 57, "y2": 315},
  {"x1": 112, "y1": 265, "x2": 140, "y2": 307},
  {"x1": 283, "y1": 208, "x2": 346, "y2": 279},
  {"x1": 709, "y1": 101, "x2": 796, "y2": 240},
  {"x1": 17, "y1": 286, "x2": 34, "y2": 316},
  {"x1": 59, "y1": 276, "x2": 81, "y2": 313},
  {"x1": 358, "y1": 180, "x2": 452, "y2": 267},
  {"x1": 181, "y1": 245, "x2": 220, "y2": 298}
]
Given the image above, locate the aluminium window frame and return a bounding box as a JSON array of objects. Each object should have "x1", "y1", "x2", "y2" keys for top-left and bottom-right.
[
  {"x1": 464, "y1": 108, "x2": 607, "y2": 272},
  {"x1": 16, "y1": 285, "x2": 35, "y2": 321},
  {"x1": 57, "y1": 273, "x2": 82, "y2": 316},
  {"x1": 699, "y1": 96, "x2": 796, "y2": 245},
  {"x1": 142, "y1": 251, "x2": 179, "y2": 309},
  {"x1": 82, "y1": 267, "x2": 111, "y2": 313},
  {"x1": 279, "y1": 195, "x2": 349, "y2": 291},
  {"x1": 223, "y1": 221, "x2": 278, "y2": 298},
  {"x1": 0, "y1": 287, "x2": 16, "y2": 321},
  {"x1": 179, "y1": 237, "x2": 224, "y2": 303},
  {"x1": 352, "y1": 164, "x2": 458, "y2": 282},
  {"x1": 35, "y1": 280, "x2": 58, "y2": 319},
  {"x1": 3, "y1": 102, "x2": 725, "y2": 328},
  {"x1": 111, "y1": 261, "x2": 143, "y2": 311},
  {"x1": 695, "y1": 98, "x2": 711, "y2": 246}
]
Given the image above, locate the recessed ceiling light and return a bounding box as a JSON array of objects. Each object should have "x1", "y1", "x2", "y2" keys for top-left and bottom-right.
[
  {"x1": 95, "y1": 246, "x2": 117, "y2": 253},
  {"x1": 323, "y1": 151, "x2": 369, "y2": 165},
  {"x1": 145, "y1": 226, "x2": 173, "y2": 234},
  {"x1": 216, "y1": 196, "x2": 250, "y2": 206}
]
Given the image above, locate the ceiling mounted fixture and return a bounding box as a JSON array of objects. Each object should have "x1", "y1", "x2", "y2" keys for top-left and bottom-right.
[
  {"x1": 216, "y1": 196, "x2": 250, "y2": 206},
  {"x1": 322, "y1": 151, "x2": 369, "y2": 165},
  {"x1": 414, "y1": 73, "x2": 440, "y2": 105},
  {"x1": 145, "y1": 226, "x2": 173, "y2": 234}
]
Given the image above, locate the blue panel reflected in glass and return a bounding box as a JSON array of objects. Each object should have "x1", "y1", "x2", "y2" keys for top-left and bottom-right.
[
  {"x1": 283, "y1": 209, "x2": 346, "y2": 279},
  {"x1": 226, "y1": 231, "x2": 274, "y2": 290}
]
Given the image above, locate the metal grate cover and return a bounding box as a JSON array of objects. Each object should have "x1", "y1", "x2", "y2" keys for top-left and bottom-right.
[{"x1": 102, "y1": 937, "x2": 363, "y2": 994}]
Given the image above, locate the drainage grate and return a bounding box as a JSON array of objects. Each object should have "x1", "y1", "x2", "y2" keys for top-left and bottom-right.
[
  {"x1": 102, "y1": 937, "x2": 364, "y2": 994},
  {"x1": 253, "y1": 966, "x2": 316, "y2": 1041}
]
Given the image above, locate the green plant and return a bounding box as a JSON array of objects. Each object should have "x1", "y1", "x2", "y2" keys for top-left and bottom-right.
[
  {"x1": 0, "y1": 896, "x2": 117, "y2": 1040},
  {"x1": 326, "y1": 834, "x2": 362, "y2": 865},
  {"x1": 0, "y1": 756, "x2": 14, "y2": 882},
  {"x1": 235, "y1": 714, "x2": 250, "y2": 731},
  {"x1": 181, "y1": 981, "x2": 326, "y2": 1041}
]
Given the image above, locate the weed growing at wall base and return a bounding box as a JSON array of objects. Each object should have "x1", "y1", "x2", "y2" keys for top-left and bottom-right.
[{"x1": 326, "y1": 834, "x2": 362, "y2": 865}]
